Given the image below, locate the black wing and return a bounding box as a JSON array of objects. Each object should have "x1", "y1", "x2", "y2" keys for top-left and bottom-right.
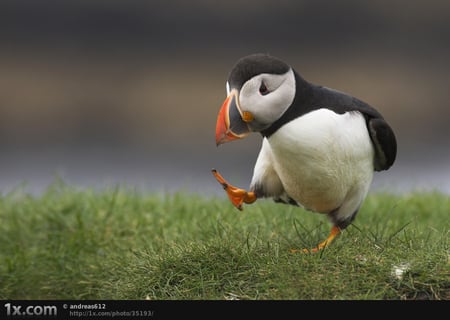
[
  {"x1": 311, "y1": 85, "x2": 398, "y2": 172},
  {"x1": 261, "y1": 71, "x2": 397, "y2": 171},
  {"x1": 368, "y1": 118, "x2": 397, "y2": 171}
]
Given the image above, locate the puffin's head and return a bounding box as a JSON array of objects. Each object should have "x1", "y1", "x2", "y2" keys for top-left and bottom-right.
[{"x1": 215, "y1": 53, "x2": 296, "y2": 145}]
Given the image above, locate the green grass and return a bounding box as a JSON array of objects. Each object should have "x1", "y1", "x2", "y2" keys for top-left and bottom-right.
[{"x1": 0, "y1": 182, "x2": 448, "y2": 300}]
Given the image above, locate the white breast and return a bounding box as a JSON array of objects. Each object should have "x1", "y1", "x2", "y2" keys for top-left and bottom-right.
[{"x1": 267, "y1": 108, "x2": 374, "y2": 213}]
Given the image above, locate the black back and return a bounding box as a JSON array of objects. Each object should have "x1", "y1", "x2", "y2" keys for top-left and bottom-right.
[
  {"x1": 261, "y1": 70, "x2": 397, "y2": 171},
  {"x1": 227, "y1": 53, "x2": 397, "y2": 171}
]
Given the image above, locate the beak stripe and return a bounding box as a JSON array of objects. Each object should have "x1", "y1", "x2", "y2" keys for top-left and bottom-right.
[
  {"x1": 227, "y1": 95, "x2": 250, "y2": 136},
  {"x1": 215, "y1": 89, "x2": 251, "y2": 145}
]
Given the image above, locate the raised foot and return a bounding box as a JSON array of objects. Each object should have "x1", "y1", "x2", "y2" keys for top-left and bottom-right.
[
  {"x1": 290, "y1": 225, "x2": 341, "y2": 254},
  {"x1": 211, "y1": 169, "x2": 256, "y2": 210}
]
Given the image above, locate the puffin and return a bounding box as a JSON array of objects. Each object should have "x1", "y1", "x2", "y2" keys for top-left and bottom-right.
[{"x1": 212, "y1": 53, "x2": 397, "y2": 253}]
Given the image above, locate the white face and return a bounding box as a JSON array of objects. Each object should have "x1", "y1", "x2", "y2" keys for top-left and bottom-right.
[{"x1": 234, "y1": 68, "x2": 296, "y2": 131}]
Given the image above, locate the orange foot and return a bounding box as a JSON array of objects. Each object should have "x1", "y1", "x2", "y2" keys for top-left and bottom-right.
[
  {"x1": 290, "y1": 225, "x2": 341, "y2": 254},
  {"x1": 211, "y1": 169, "x2": 257, "y2": 210}
]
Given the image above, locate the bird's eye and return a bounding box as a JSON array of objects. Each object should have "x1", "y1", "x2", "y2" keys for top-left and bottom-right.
[{"x1": 259, "y1": 82, "x2": 269, "y2": 95}]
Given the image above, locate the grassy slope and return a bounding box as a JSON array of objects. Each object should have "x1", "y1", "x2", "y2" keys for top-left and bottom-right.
[{"x1": 0, "y1": 183, "x2": 448, "y2": 300}]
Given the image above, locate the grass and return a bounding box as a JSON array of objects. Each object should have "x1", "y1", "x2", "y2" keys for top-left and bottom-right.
[{"x1": 0, "y1": 181, "x2": 448, "y2": 300}]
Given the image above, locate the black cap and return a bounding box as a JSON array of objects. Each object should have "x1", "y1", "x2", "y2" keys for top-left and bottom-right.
[{"x1": 228, "y1": 53, "x2": 290, "y2": 90}]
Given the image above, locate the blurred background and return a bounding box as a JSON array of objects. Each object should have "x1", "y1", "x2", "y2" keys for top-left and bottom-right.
[{"x1": 1, "y1": 0, "x2": 449, "y2": 196}]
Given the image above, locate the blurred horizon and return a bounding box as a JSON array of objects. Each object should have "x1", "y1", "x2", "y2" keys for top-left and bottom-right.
[{"x1": 1, "y1": 0, "x2": 449, "y2": 195}]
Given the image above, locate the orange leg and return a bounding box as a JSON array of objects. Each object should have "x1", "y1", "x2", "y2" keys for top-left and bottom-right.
[
  {"x1": 291, "y1": 225, "x2": 341, "y2": 254},
  {"x1": 211, "y1": 169, "x2": 257, "y2": 210}
]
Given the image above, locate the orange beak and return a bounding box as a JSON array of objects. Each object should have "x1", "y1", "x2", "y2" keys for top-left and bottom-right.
[{"x1": 215, "y1": 89, "x2": 251, "y2": 146}]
